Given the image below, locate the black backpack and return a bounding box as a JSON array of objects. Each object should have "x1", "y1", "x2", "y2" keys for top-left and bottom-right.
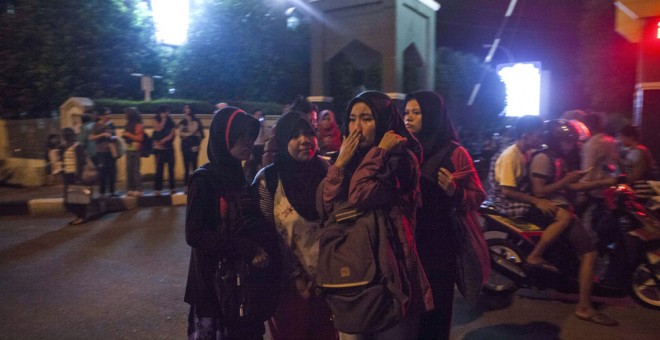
[
  {"x1": 140, "y1": 132, "x2": 153, "y2": 158},
  {"x1": 195, "y1": 167, "x2": 282, "y2": 326},
  {"x1": 315, "y1": 185, "x2": 410, "y2": 334}
]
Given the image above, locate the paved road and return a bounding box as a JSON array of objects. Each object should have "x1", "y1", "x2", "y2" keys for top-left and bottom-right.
[
  {"x1": 0, "y1": 207, "x2": 189, "y2": 339},
  {"x1": 1, "y1": 208, "x2": 659, "y2": 339}
]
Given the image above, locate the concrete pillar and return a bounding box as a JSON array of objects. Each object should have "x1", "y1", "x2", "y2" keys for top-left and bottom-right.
[
  {"x1": 309, "y1": 0, "x2": 439, "y2": 98},
  {"x1": 59, "y1": 97, "x2": 95, "y2": 133}
]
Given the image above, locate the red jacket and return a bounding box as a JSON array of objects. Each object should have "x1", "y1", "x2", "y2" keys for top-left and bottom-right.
[{"x1": 322, "y1": 146, "x2": 434, "y2": 316}]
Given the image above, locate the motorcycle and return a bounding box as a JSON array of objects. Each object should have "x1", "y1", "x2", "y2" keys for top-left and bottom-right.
[{"x1": 481, "y1": 182, "x2": 660, "y2": 310}]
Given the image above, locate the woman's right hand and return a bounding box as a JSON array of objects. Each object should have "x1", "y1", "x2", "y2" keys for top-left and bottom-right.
[
  {"x1": 378, "y1": 131, "x2": 407, "y2": 151},
  {"x1": 251, "y1": 247, "x2": 269, "y2": 268},
  {"x1": 335, "y1": 129, "x2": 360, "y2": 169},
  {"x1": 294, "y1": 275, "x2": 313, "y2": 299}
]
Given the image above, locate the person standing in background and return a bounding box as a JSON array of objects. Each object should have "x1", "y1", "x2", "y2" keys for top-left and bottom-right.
[
  {"x1": 177, "y1": 104, "x2": 204, "y2": 192},
  {"x1": 89, "y1": 108, "x2": 117, "y2": 197},
  {"x1": 61, "y1": 128, "x2": 88, "y2": 225},
  {"x1": 78, "y1": 111, "x2": 97, "y2": 165},
  {"x1": 122, "y1": 107, "x2": 144, "y2": 197},
  {"x1": 317, "y1": 109, "x2": 341, "y2": 161},
  {"x1": 243, "y1": 109, "x2": 266, "y2": 182},
  {"x1": 45, "y1": 133, "x2": 62, "y2": 185},
  {"x1": 152, "y1": 105, "x2": 176, "y2": 195},
  {"x1": 618, "y1": 125, "x2": 657, "y2": 184},
  {"x1": 291, "y1": 95, "x2": 318, "y2": 128}
]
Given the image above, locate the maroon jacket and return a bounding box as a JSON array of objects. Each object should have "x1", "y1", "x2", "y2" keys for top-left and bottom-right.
[{"x1": 322, "y1": 146, "x2": 434, "y2": 316}]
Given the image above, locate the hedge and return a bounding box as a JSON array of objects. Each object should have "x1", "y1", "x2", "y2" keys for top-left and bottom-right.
[{"x1": 94, "y1": 98, "x2": 284, "y2": 116}]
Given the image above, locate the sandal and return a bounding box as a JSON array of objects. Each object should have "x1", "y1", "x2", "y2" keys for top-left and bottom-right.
[
  {"x1": 524, "y1": 260, "x2": 559, "y2": 272},
  {"x1": 68, "y1": 218, "x2": 85, "y2": 225},
  {"x1": 575, "y1": 312, "x2": 618, "y2": 326}
]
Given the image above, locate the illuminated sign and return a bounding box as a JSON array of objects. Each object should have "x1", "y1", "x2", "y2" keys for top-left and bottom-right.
[{"x1": 497, "y1": 62, "x2": 542, "y2": 117}]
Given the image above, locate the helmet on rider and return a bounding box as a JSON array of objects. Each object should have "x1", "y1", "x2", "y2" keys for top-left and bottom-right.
[{"x1": 542, "y1": 119, "x2": 580, "y2": 156}]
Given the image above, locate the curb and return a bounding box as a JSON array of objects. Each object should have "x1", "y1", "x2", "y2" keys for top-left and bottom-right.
[{"x1": 0, "y1": 193, "x2": 187, "y2": 217}]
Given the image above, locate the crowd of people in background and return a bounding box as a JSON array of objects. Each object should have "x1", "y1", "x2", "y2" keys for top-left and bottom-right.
[{"x1": 43, "y1": 91, "x2": 658, "y2": 338}]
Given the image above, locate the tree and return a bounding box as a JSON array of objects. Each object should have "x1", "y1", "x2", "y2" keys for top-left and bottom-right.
[
  {"x1": 435, "y1": 47, "x2": 506, "y2": 134},
  {"x1": 173, "y1": 0, "x2": 310, "y2": 104},
  {"x1": 578, "y1": 0, "x2": 636, "y2": 114},
  {"x1": 0, "y1": 0, "x2": 164, "y2": 116}
]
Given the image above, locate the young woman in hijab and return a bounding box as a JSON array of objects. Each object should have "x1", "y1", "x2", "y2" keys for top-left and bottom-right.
[
  {"x1": 404, "y1": 91, "x2": 488, "y2": 340},
  {"x1": 252, "y1": 111, "x2": 336, "y2": 340},
  {"x1": 184, "y1": 107, "x2": 281, "y2": 340},
  {"x1": 318, "y1": 109, "x2": 342, "y2": 160},
  {"x1": 321, "y1": 90, "x2": 433, "y2": 339}
]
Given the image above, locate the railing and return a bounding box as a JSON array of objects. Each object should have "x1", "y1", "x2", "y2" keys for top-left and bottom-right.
[{"x1": 4, "y1": 118, "x2": 60, "y2": 159}]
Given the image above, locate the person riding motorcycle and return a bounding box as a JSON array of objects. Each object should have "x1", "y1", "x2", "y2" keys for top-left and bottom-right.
[{"x1": 527, "y1": 119, "x2": 618, "y2": 326}]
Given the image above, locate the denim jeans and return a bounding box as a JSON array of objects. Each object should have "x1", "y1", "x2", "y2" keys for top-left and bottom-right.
[
  {"x1": 126, "y1": 150, "x2": 142, "y2": 192},
  {"x1": 154, "y1": 148, "x2": 175, "y2": 191}
]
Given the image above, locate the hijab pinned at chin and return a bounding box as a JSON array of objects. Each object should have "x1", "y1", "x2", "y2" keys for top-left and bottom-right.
[{"x1": 273, "y1": 111, "x2": 328, "y2": 221}]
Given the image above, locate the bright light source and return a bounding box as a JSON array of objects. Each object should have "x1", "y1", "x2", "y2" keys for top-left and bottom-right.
[
  {"x1": 657, "y1": 21, "x2": 660, "y2": 39},
  {"x1": 497, "y1": 62, "x2": 542, "y2": 117},
  {"x1": 152, "y1": 0, "x2": 189, "y2": 46}
]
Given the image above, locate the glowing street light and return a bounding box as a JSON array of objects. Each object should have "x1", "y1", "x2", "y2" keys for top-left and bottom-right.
[{"x1": 131, "y1": 73, "x2": 163, "y2": 102}]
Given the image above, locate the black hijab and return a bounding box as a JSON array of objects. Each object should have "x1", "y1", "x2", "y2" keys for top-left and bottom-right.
[
  {"x1": 204, "y1": 106, "x2": 260, "y2": 188},
  {"x1": 404, "y1": 90, "x2": 458, "y2": 158},
  {"x1": 274, "y1": 111, "x2": 328, "y2": 221},
  {"x1": 342, "y1": 91, "x2": 423, "y2": 164}
]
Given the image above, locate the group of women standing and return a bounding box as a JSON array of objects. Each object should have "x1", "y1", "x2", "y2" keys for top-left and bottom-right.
[{"x1": 184, "y1": 90, "x2": 488, "y2": 340}]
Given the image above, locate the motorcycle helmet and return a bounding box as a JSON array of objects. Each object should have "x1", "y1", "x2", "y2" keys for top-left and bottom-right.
[
  {"x1": 568, "y1": 119, "x2": 591, "y2": 142},
  {"x1": 542, "y1": 119, "x2": 580, "y2": 153}
]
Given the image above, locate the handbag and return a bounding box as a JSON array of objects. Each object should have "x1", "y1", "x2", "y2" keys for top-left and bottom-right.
[
  {"x1": 65, "y1": 184, "x2": 93, "y2": 205},
  {"x1": 81, "y1": 156, "x2": 98, "y2": 184},
  {"x1": 109, "y1": 139, "x2": 125, "y2": 159},
  {"x1": 449, "y1": 208, "x2": 490, "y2": 304},
  {"x1": 421, "y1": 142, "x2": 490, "y2": 304}
]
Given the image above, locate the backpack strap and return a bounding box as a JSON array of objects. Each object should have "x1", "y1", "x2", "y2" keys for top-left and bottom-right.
[
  {"x1": 263, "y1": 164, "x2": 278, "y2": 199},
  {"x1": 420, "y1": 141, "x2": 459, "y2": 181}
]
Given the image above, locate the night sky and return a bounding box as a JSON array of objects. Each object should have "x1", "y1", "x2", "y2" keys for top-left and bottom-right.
[{"x1": 436, "y1": 0, "x2": 588, "y2": 114}]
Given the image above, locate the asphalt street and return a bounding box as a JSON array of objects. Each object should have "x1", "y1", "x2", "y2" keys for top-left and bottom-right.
[{"x1": 1, "y1": 207, "x2": 658, "y2": 339}]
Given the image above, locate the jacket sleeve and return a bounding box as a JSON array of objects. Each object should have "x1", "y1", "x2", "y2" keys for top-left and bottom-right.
[
  {"x1": 321, "y1": 165, "x2": 345, "y2": 215},
  {"x1": 185, "y1": 174, "x2": 228, "y2": 258},
  {"x1": 450, "y1": 146, "x2": 486, "y2": 211},
  {"x1": 348, "y1": 147, "x2": 414, "y2": 209}
]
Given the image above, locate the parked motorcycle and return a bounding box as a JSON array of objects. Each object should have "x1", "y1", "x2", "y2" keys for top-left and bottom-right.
[{"x1": 481, "y1": 182, "x2": 660, "y2": 310}]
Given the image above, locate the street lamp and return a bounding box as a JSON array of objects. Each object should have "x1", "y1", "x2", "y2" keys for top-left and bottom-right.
[{"x1": 130, "y1": 73, "x2": 163, "y2": 102}]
